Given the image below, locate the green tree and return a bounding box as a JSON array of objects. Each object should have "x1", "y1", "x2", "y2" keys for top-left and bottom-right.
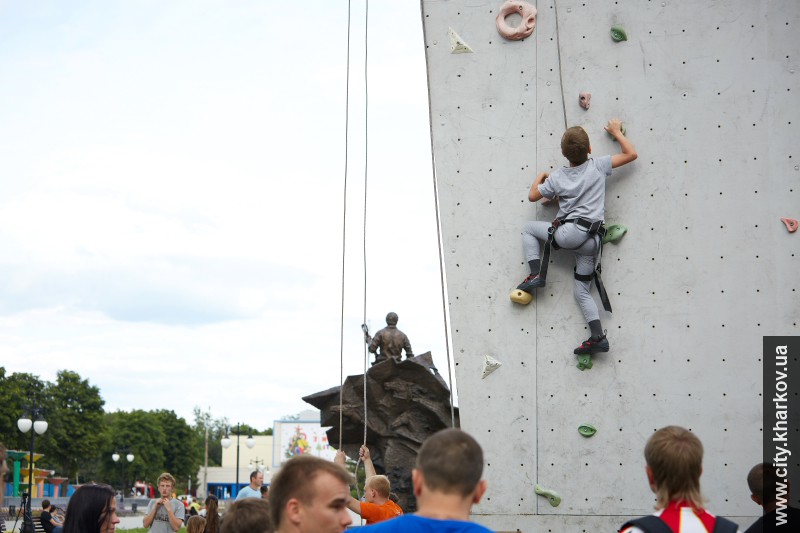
[
  {"x1": 43, "y1": 370, "x2": 107, "y2": 482},
  {"x1": 192, "y1": 407, "x2": 228, "y2": 467},
  {"x1": 104, "y1": 410, "x2": 167, "y2": 488},
  {"x1": 0, "y1": 368, "x2": 48, "y2": 453},
  {"x1": 153, "y1": 410, "x2": 202, "y2": 493}
]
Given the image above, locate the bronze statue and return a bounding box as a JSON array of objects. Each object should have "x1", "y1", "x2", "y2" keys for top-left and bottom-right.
[{"x1": 362, "y1": 312, "x2": 413, "y2": 365}]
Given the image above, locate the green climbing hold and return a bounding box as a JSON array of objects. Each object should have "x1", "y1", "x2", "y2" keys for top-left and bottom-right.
[
  {"x1": 610, "y1": 25, "x2": 628, "y2": 42},
  {"x1": 576, "y1": 354, "x2": 593, "y2": 371},
  {"x1": 607, "y1": 123, "x2": 627, "y2": 140},
  {"x1": 603, "y1": 224, "x2": 628, "y2": 244},
  {"x1": 578, "y1": 424, "x2": 597, "y2": 438},
  {"x1": 534, "y1": 484, "x2": 562, "y2": 507}
]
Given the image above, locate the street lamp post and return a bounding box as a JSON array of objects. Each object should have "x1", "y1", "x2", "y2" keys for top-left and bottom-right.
[
  {"x1": 248, "y1": 457, "x2": 266, "y2": 472},
  {"x1": 112, "y1": 450, "x2": 134, "y2": 509},
  {"x1": 17, "y1": 402, "x2": 48, "y2": 533},
  {"x1": 220, "y1": 423, "x2": 255, "y2": 498}
]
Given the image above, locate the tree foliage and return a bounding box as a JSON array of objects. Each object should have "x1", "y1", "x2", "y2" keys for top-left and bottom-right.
[
  {"x1": 43, "y1": 370, "x2": 108, "y2": 482},
  {"x1": 0, "y1": 368, "x2": 48, "y2": 452},
  {"x1": 0, "y1": 368, "x2": 278, "y2": 496}
]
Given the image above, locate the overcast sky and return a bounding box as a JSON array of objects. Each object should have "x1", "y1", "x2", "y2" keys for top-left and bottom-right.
[{"x1": 0, "y1": 1, "x2": 453, "y2": 431}]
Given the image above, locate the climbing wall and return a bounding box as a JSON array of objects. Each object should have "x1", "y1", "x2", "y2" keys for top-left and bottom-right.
[{"x1": 421, "y1": 0, "x2": 799, "y2": 530}]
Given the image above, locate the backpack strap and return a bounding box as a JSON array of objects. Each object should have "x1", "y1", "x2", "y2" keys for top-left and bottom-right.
[
  {"x1": 711, "y1": 516, "x2": 739, "y2": 533},
  {"x1": 619, "y1": 516, "x2": 674, "y2": 533}
]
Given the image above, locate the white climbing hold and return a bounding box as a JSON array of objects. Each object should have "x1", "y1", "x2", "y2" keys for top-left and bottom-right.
[
  {"x1": 448, "y1": 28, "x2": 473, "y2": 54},
  {"x1": 482, "y1": 354, "x2": 502, "y2": 378}
]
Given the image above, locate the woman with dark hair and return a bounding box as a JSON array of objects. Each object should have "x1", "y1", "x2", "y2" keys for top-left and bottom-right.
[
  {"x1": 63, "y1": 483, "x2": 120, "y2": 533},
  {"x1": 204, "y1": 494, "x2": 221, "y2": 533}
]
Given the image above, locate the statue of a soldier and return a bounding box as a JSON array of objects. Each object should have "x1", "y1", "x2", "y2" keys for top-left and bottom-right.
[{"x1": 362, "y1": 312, "x2": 414, "y2": 365}]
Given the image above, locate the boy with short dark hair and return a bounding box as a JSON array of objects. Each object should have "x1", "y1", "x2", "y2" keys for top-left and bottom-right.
[
  {"x1": 744, "y1": 462, "x2": 800, "y2": 532},
  {"x1": 40, "y1": 499, "x2": 64, "y2": 533},
  {"x1": 358, "y1": 428, "x2": 491, "y2": 532},
  {"x1": 515, "y1": 119, "x2": 637, "y2": 355}
]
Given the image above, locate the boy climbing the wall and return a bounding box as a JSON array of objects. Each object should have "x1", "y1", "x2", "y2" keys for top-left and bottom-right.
[{"x1": 514, "y1": 118, "x2": 637, "y2": 355}]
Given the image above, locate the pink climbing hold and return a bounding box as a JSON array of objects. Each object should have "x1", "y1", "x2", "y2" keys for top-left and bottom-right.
[
  {"x1": 496, "y1": 1, "x2": 537, "y2": 41},
  {"x1": 579, "y1": 92, "x2": 591, "y2": 110},
  {"x1": 781, "y1": 217, "x2": 798, "y2": 233}
]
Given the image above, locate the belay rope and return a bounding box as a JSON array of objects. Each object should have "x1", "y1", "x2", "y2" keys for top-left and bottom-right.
[{"x1": 337, "y1": 0, "x2": 459, "y2": 504}]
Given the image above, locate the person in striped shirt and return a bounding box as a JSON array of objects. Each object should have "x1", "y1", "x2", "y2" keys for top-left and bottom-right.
[{"x1": 620, "y1": 426, "x2": 738, "y2": 533}]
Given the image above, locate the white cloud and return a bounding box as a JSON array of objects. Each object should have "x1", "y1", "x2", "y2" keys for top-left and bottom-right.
[{"x1": 0, "y1": 1, "x2": 456, "y2": 429}]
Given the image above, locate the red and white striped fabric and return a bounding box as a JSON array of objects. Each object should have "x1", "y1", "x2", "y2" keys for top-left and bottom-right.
[{"x1": 621, "y1": 500, "x2": 740, "y2": 533}]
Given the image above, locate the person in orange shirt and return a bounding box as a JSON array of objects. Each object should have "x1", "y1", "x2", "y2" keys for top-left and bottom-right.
[{"x1": 334, "y1": 446, "x2": 402, "y2": 525}]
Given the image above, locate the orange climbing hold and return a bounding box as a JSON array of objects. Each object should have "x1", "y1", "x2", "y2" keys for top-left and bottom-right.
[{"x1": 781, "y1": 217, "x2": 798, "y2": 233}]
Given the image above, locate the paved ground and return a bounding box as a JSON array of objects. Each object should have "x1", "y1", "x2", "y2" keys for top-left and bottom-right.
[{"x1": 4, "y1": 514, "x2": 145, "y2": 531}]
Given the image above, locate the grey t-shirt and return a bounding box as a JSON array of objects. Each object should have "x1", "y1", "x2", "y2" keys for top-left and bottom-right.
[
  {"x1": 146, "y1": 498, "x2": 185, "y2": 533},
  {"x1": 538, "y1": 155, "x2": 612, "y2": 221}
]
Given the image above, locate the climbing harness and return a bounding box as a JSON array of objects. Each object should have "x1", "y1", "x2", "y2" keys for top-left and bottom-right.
[{"x1": 537, "y1": 217, "x2": 613, "y2": 312}]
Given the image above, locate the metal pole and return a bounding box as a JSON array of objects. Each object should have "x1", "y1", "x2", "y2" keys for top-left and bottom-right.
[
  {"x1": 23, "y1": 413, "x2": 36, "y2": 533},
  {"x1": 235, "y1": 422, "x2": 240, "y2": 494},
  {"x1": 203, "y1": 425, "x2": 208, "y2": 499}
]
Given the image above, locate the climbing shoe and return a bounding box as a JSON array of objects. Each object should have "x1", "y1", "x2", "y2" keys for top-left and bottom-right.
[
  {"x1": 574, "y1": 334, "x2": 609, "y2": 355},
  {"x1": 516, "y1": 274, "x2": 545, "y2": 293}
]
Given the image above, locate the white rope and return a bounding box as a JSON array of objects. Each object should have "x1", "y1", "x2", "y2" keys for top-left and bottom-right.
[
  {"x1": 337, "y1": 0, "x2": 353, "y2": 454},
  {"x1": 419, "y1": 3, "x2": 456, "y2": 428},
  {"x1": 355, "y1": 0, "x2": 371, "y2": 502},
  {"x1": 553, "y1": 0, "x2": 569, "y2": 130}
]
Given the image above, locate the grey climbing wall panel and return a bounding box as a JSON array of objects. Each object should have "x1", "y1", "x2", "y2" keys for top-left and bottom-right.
[{"x1": 421, "y1": 0, "x2": 798, "y2": 530}]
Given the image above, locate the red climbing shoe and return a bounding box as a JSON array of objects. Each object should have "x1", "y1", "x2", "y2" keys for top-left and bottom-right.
[
  {"x1": 517, "y1": 274, "x2": 545, "y2": 293},
  {"x1": 574, "y1": 334, "x2": 610, "y2": 355}
]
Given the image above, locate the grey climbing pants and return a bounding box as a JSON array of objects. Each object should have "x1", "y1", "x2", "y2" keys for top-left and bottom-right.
[{"x1": 522, "y1": 220, "x2": 601, "y2": 323}]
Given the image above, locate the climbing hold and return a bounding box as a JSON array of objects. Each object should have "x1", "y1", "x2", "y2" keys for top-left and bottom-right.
[
  {"x1": 534, "y1": 484, "x2": 562, "y2": 507},
  {"x1": 607, "y1": 123, "x2": 627, "y2": 140},
  {"x1": 482, "y1": 354, "x2": 503, "y2": 379},
  {"x1": 603, "y1": 224, "x2": 628, "y2": 244},
  {"x1": 576, "y1": 354, "x2": 593, "y2": 371},
  {"x1": 509, "y1": 288, "x2": 533, "y2": 304},
  {"x1": 448, "y1": 28, "x2": 473, "y2": 54},
  {"x1": 578, "y1": 424, "x2": 597, "y2": 437},
  {"x1": 579, "y1": 92, "x2": 591, "y2": 110},
  {"x1": 610, "y1": 25, "x2": 628, "y2": 42},
  {"x1": 781, "y1": 217, "x2": 798, "y2": 233},
  {"x1": 496, "y1": 1, "x2": 537, "y2": 41}
]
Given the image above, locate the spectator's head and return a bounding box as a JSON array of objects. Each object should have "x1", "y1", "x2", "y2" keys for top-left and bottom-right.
[
  {"x1": 42, "y1": 499, "x2": 51, "y2": 511},
  {"x1": 220, "y1": 498, "x2": 272, "y2": 533},
  {"x1": 644, "y1": 426, "x2": 704, "y2": 509},
  {"x1": 364, "y1": 475, "x2": 391, "y2": 502},
  {"x1": 414, "y1": 428, "x2": 486, "y2": 504},
  {"x1": 157, "y1": 473, "x2": 176, "y2": 498},
  {"x1": 62, "y1": 483, "x2": 120, "y2": 533},
  {"x1": 250, "y1": 470, "x2": 264, "y2": 488},
  {"x1": 187, "y1": 515, "x2": 207, "y2": 533},
  {"x1": 268, "y1": 455, "x2": 352, "y2": 533},
  {"x1": 386, "y1": 312, "x2": 398, "y2": 326},
  {"x1": 561, "y1": 126, "x2": 591, "y2": 166},
  {"x1": 747, "y1": 462, "x2": 786, "y2": 511},
  {"x1": 205, "y1": 494, "x2": 218, "y2": 511},
  {"x1": 260, "y1": 485, "x2": 269, "y2": 499}
]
